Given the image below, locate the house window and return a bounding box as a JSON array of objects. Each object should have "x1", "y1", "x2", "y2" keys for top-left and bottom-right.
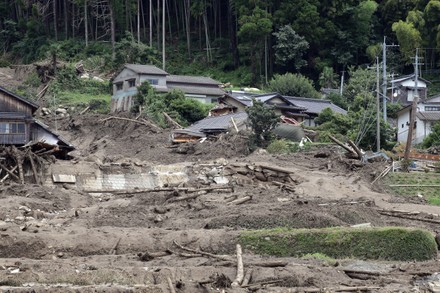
[
  {"x1": 128, "y1": 79, "x2": 136, "y2": 88},
  {"x1": 147, "y1": 79, "x2": 159, "y2": 85},
  {"x1": 401, "y1": 124, "x2": 404, "y2": 128},
  {"x1": 425, "y1": 106, "x2": 440, "y2": 111},
  {"x1": 116, "y1": 82, "x2": 123, "y2": 91},
  {"x1": 0, "y1": 122, "x2": 25, "y2": 134}
]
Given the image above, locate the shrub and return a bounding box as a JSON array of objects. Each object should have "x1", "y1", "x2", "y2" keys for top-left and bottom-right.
[
  {"x1": 240, "y1": 227, "x2": 438, "y2": 261},
  {"x1": 266, "y1": 73, "x2": 320, "y2": 99},
  {"x1": 266, "y1": 139, "x2": 290, "y2": 154}
]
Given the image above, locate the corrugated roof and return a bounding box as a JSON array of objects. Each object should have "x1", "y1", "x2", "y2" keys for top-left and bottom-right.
[
  {"x1": 125, "y1": 64, "x2": 168, "y2": 75},
  {"x1": 168, "y1": 75, "x2": 221, "y2": 85},
  {"x1": 34, "y1": 120, "x2": 75, "y2": 149},
  {"x1": 416, "y1": 111, "x2": 440, "y2": 121},
  {"x1": 285, "y1": 96, "x2": 347, "y2": 115},
  {"x1": 167, "y1": 85, "x2": 226, "y2": 96},
  {"x1": 0, "y1": 86, "x2": 39, "y2": 111},
  {"x1": 184, "y1": 112, "x2": 248, "y2": 134}
]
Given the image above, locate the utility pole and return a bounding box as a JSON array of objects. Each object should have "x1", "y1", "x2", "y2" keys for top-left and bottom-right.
[
  {"x1": 404, "y1": 48, "x2": 419, "y2": 162},
  {"x1": 376, "y1": 57, "x2": 381, "y2": 152},
  {"x1": 149, "y1": 0, "x2": 152, "y2": 47},
  {"x1": 382, "y1": 37, "x2": 399, "y2": 121}
]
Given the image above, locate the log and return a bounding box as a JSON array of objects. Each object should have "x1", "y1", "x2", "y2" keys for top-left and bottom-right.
[
  {"x1": 231, "y1": 244, "x2": 244, "y2": 287},
  {"x1": 167, "y1": 192, "x2": 207, "y2": 203},
  {"x1": 166, "y1": 249, "x2": 202, "y2": 258},
  {"x1": 342, "y1": 269, "x2": 383, "y2": 276},
  {"x1": 371, "y1": 166, "x2": 392, "y2": 184},
  {"x1": 173, "y1": 240, "x2": 233, "y2": 261},
  {"x1": 138, "y1": 250, "x2": 171, "y2": 261},
  {"x1": 347, "y1": 140, "x2": 363, "y2": 160},
  {"x1": 167, "y1": 276, "x2": 176, "y2": 293},
  {"x1": 228, "y1": 195, "x2": 252, "y2": 205},
  {"x1": 241, "y1": 269, "x2": 253, "y2": 287},
  {"x1": 329, "y1": 135, "x2": 358, "y2": 157},
  {"x1": 79, "y1": 106, "x2": 90, "y2": 115},
  {"x1": 299, "y1": 286, "x2": 381, "y2": 292},
  {"x1": 163, "y1": 112, "x2": 182, "y2": 129},
  {"x1": 85, "y1": 186, "x2": 233, "y2": 194},
  {"x1": 378, "y1": 211, "x2": 440, "y2": 224},
  {"x1": 272, "y1": 181, "x2": 296, "y2": 192},
  {"x1": 230, "y1": 117, "x2": 239, "y2": 133}
]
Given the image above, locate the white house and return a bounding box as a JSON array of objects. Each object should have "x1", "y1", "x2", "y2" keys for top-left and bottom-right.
[
  {"x1": 111, "y1": 64, "x2": 225, "y2": 112},
  {"x1": 390, "y1": 74, "x2": 429, "y2": 105},
  {"x1": 396, "y1": 94, "x2": 440, "y2": 144}
]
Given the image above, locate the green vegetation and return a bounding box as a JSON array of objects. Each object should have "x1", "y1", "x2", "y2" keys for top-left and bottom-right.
[
  {"x1": 422, "y1": 123, "x2": 440, "y2": 148},
  {"x1": 382, "y1": 172, "x2": 440, "y2": 205},
  {"x1": 245, "y1": 100, "x2": 279, "y2": 148},
  {"x1": 266, "y1": 73, "x2": 320, "y2": 99},
  {"x1": 266, "y1": 139, "x2": 311, "y2": 154},
  {"x1": 240, "y1": 227, "x2": 438, "y2": 261}
]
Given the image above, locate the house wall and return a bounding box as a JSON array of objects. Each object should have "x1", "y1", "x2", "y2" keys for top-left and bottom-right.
[
  {"x1": 0, "y1": 92, "x2": 34, "y2": 117},
  {"x1": 31, "y1": 123, "x2": 62, "y2": 145},
  {"x1": 0, "y1": 121, "x2": 30, "y2": 144}
]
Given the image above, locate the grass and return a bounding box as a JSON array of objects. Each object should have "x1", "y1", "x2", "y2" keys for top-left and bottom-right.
[
  {"x1": 382, "y1": 172, "x2": 440, "y2": 205},
  {"x1": 56, "y1": 92, "x2": 109, "y2": 106},
  {"x1": 240, "y1": 227, "x2": 438, "y2": 261}
]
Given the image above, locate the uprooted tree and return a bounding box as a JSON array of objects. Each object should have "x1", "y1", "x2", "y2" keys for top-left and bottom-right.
[{"x1": 246, "y1": 100, "x2": 279, "y2": 148}]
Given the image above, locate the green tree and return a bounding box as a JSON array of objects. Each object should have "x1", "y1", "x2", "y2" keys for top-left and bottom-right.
[
  {"x1": 392, "y1": 20, "x2": 422, "y2": 63},
  {"x1": 246, "y1": 100, "x2": 279, "y2": 147},
  {"x1": 319, "y1": 66, "x2": 338, "y2": 89},
  {"x1": 267, "y1": 73, "x2": 321, "y2": 99},
  {"x1": 272, "y1": 25, "x2": 309, "y2": 70}
]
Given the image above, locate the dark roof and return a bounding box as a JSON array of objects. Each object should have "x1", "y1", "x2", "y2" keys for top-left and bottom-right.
[
  {"x1": 285, "y1": 96, "x2": 347, "y2": 115},
  {"x1": 184, "y1": 112, "x2": 248, "y2": 135},
  {"x1": 125, "y1": 64, "x2": 168, "y2": 75},
  {"x1": 0, "y1": 86, "x2": 39, "y2": 111},
  {"x1": 167, "y1": 75, "x2": 221, "y2": 86},
  {"x1": 416, "y1": 111, "x2": 440, "y2": 121},
  {"x1": 391, "y1": 74, "x2": 430, "y2": 84},
  {"x1": 0, "y1": 112, "x2": 27, "y2": 119},
  {"x1": 166, "y1": 85, "x2": 226, "y2": 96}
]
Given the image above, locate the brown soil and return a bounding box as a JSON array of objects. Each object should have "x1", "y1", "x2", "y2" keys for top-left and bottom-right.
[{"x1": 0, "y1": 111, "x2": 439, "y2": 292}]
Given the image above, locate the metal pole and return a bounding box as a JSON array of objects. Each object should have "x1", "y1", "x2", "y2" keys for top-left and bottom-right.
[
  {"x1": 382, "y1": 37, "x2": 387, "y2": 121},
  {"x1": 376, "y1": 57, "x2": 380, "y2": 152}
]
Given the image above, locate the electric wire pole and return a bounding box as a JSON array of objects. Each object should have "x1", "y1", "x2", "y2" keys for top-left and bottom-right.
[
  {"x1": 404, "y1": 48, "x2": 419, "y2": 162},
  {"x1": 382, "y1": 37, "x2": 387, "y2": 121}
]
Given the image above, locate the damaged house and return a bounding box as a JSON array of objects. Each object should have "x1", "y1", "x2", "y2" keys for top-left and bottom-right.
[
  {"x1": 0, "y1": 85, "x2": 74, "y2": 157},
  {"x1": 111, "y1": 64, "x2": 226, "y2": 112}
]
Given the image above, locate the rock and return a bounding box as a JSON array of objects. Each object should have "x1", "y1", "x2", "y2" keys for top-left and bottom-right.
[
  {"x1": 154, "y1": 215, "x2": 163, "y2": 223},
  {"x1": 57, "y1": 252, "x2": 64, "y2": 258},
  {"x1": 92, "y1": 76, "x2": 105, "y2": 82},
  {"x1": 19, "y1": 206, "x2": 32, "y2": 214},
  {"x1": 207, "y1": 167, "x2": 219, "y2": 178},
  {"x1": 153, "y1": 206, "x2": 168, "y2": 214},
  {"x1": 213, "y1": 176, "x2": 229, "y2": 185},
  {"x1": 55, "y1": 108, "x2": 67, "y2": 114},
  {"x1": 80, "y1": 73, "x2": 90, "y2": 79}
]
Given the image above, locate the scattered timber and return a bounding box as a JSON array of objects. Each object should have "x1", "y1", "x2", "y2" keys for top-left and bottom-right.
[
  {"x1": 241, "y1": 269, "x2": 253, "y2": 287},
  {"x1": 109, "y1": 238, "x2": 121, "y2": 255},
  {"x1": 231, "y1": 244, "x2": 244, "y2": 287},
  {"x1": 173, "y1": 240, "x2": 233, "y2": 262},
  {"x1": 329, "y1": 135, "x2": 359, "y2": 158},
  {"x1": 378, "y1": 210, "x2": 440, "y2": 224},
  {"x1": 163, "y1": 112, "x2": 183, "y2": 129},
  {"x1": 227, "y1": 195, "x2": 252, "y2": 205},
  {"x1": 85, "y1": 186, "x2": 234, "y2": 194},
  {"x1": 167, "y1": 276, "x2": 176, "y2": 293}
]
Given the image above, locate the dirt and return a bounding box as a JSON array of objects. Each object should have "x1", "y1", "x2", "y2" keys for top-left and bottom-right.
[{"x1": 0, "y1": 106, "x2": 439, "y2": 291}]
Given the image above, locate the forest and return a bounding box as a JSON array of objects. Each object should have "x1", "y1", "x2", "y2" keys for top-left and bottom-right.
[{"x1": 0, "y1": 0, "x2": 439, "y2": 87}]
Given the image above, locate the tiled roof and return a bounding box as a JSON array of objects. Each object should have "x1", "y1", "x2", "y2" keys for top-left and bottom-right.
[
  {"x1": 0, "y1": 85, "x2": 39, "y2": 111},
  {"x1": 416, "y1": 111, "x2": 440, "y2": 121},
  {"x1": 125, "y1": 64, "x2": 168, "y2": 75},
  {"x1": 167, "y1": 85, "x2": 226, "y2": 96},
  {"x1": 285, "y1": 96, "x2": 347, "y2": 115},
  {"x1": 184, "y1": 112, "x2": 248, "y2": 134},
  {"x1": 167, "y1": 75, "x2": 221, "y2": 85}
]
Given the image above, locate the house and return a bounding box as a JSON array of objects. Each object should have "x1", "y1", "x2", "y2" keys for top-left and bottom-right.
[
  {"x1": 396, "y1": 94, "x2": 440, "y2": 144},
  {"x1": 212, "y1": 91, "x2": 347, "y2": 126},
  {"x1": 0, "y1": 86, "x2": 74, "y2": 156},
  {"x1": 111, "y1": 64, "x2": 225, "y2": 112},
  {"x1": 390, "y1": 74, "x2": 430, "y2": 105}
]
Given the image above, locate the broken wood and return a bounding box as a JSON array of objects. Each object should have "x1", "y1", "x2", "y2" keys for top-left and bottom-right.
[
  {"x1": 85, "y1": 186, "x2": 233, "y2": 195},
  {"x1": 231, "y1": 244, "x2": 244, "y2": 287},
  {"x1": 342, "y1": 269, "x2": 383, "y2": 276},
  {"x1": 378, "y1": 211, "x2": 440, "y2": 224},
  {"x1": 230, "y1": 117, "x2": 239, "y2": 133},
  {"x1": 138, "y1": 250, "x2": 171, "y2": 261},
  {"x1": 173, "y1": 240, "x2": 233, "y2": 262},
  {"x1": 0, "y1": 166, "x2": 17, "y2": 183},
  {"x1": 27, "y1": 153, "x2": 40, "y2": 184},
  {"x1": 347, "y1": 140, "x2": 363, "y2": 159},
  {"x1": 79, "y1": 106, "x2": 90, "y2": 115},
  {"x1": 228, "y1": 195, "x2": 252, "y2": 205},
  {"x1": 272, "y1": 181, "x2": 296, "y2": 192},
  {"x1": 109, "y1": 238, "x2": 121, "y2": 255},
  {"x1": 166, "y1": 249, "x2": 202, "y2": 258},
  {"x1": 241, "y1": 269, "x2": 253, "y2": 287},
  {"x1": 167, "y1": 276, "x2": 176, "y2": 293},
  {"x1": 329, "y1": 135, "x2": 358, "y2": 158},
  {"x1": 163, "y1": 112, "x2": 182, "y2": 129},
  {"x1": 36, "y1": 82, "x2": 50, "y2": 100},
  {"x1": 0, "y1": 162, "x2": 19, "y2": 181},
  {"x1": 371, "y1": 165, "x2": 392, "y2": 184},
  {"x1": 255, "y1": 164, "x2": 294, "y2": 174},
  {"x1": 293, "y1": 286, "x2": 381, "y2": 292},
  {"x1": 167, "y1": 192, "x2": 207, "y2": 203}
]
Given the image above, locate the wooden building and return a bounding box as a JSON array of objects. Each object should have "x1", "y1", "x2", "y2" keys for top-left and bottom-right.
[{"x1": 0, "y1": 86, "x2": 74, "y2": 155}]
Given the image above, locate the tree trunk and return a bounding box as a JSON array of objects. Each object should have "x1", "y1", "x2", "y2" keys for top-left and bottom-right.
[
  {"x1": 137, "y1": 0, "x2": 140, "y2": 42},
  {"x1": 85, "y1": 0, "x2": 88, "y2": 46},
  {"x1": 53, "y1": 0, "x2": 58, "y2": 40},
  {"x1": 64, "y1": 0, "x2": 68, "y2": 38},
  {"x1": 184, "y1": 0, "x2": 191, "y2": 60},
  {"x1": 108, "y1": 0, "x2": 116, "y2": 60},
  {"x1": 149, "y1": 0, "x2": 152, "y2": 46},
  {"x1": 227, "y1": 0, "x2": 239, "y2": 67}
]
